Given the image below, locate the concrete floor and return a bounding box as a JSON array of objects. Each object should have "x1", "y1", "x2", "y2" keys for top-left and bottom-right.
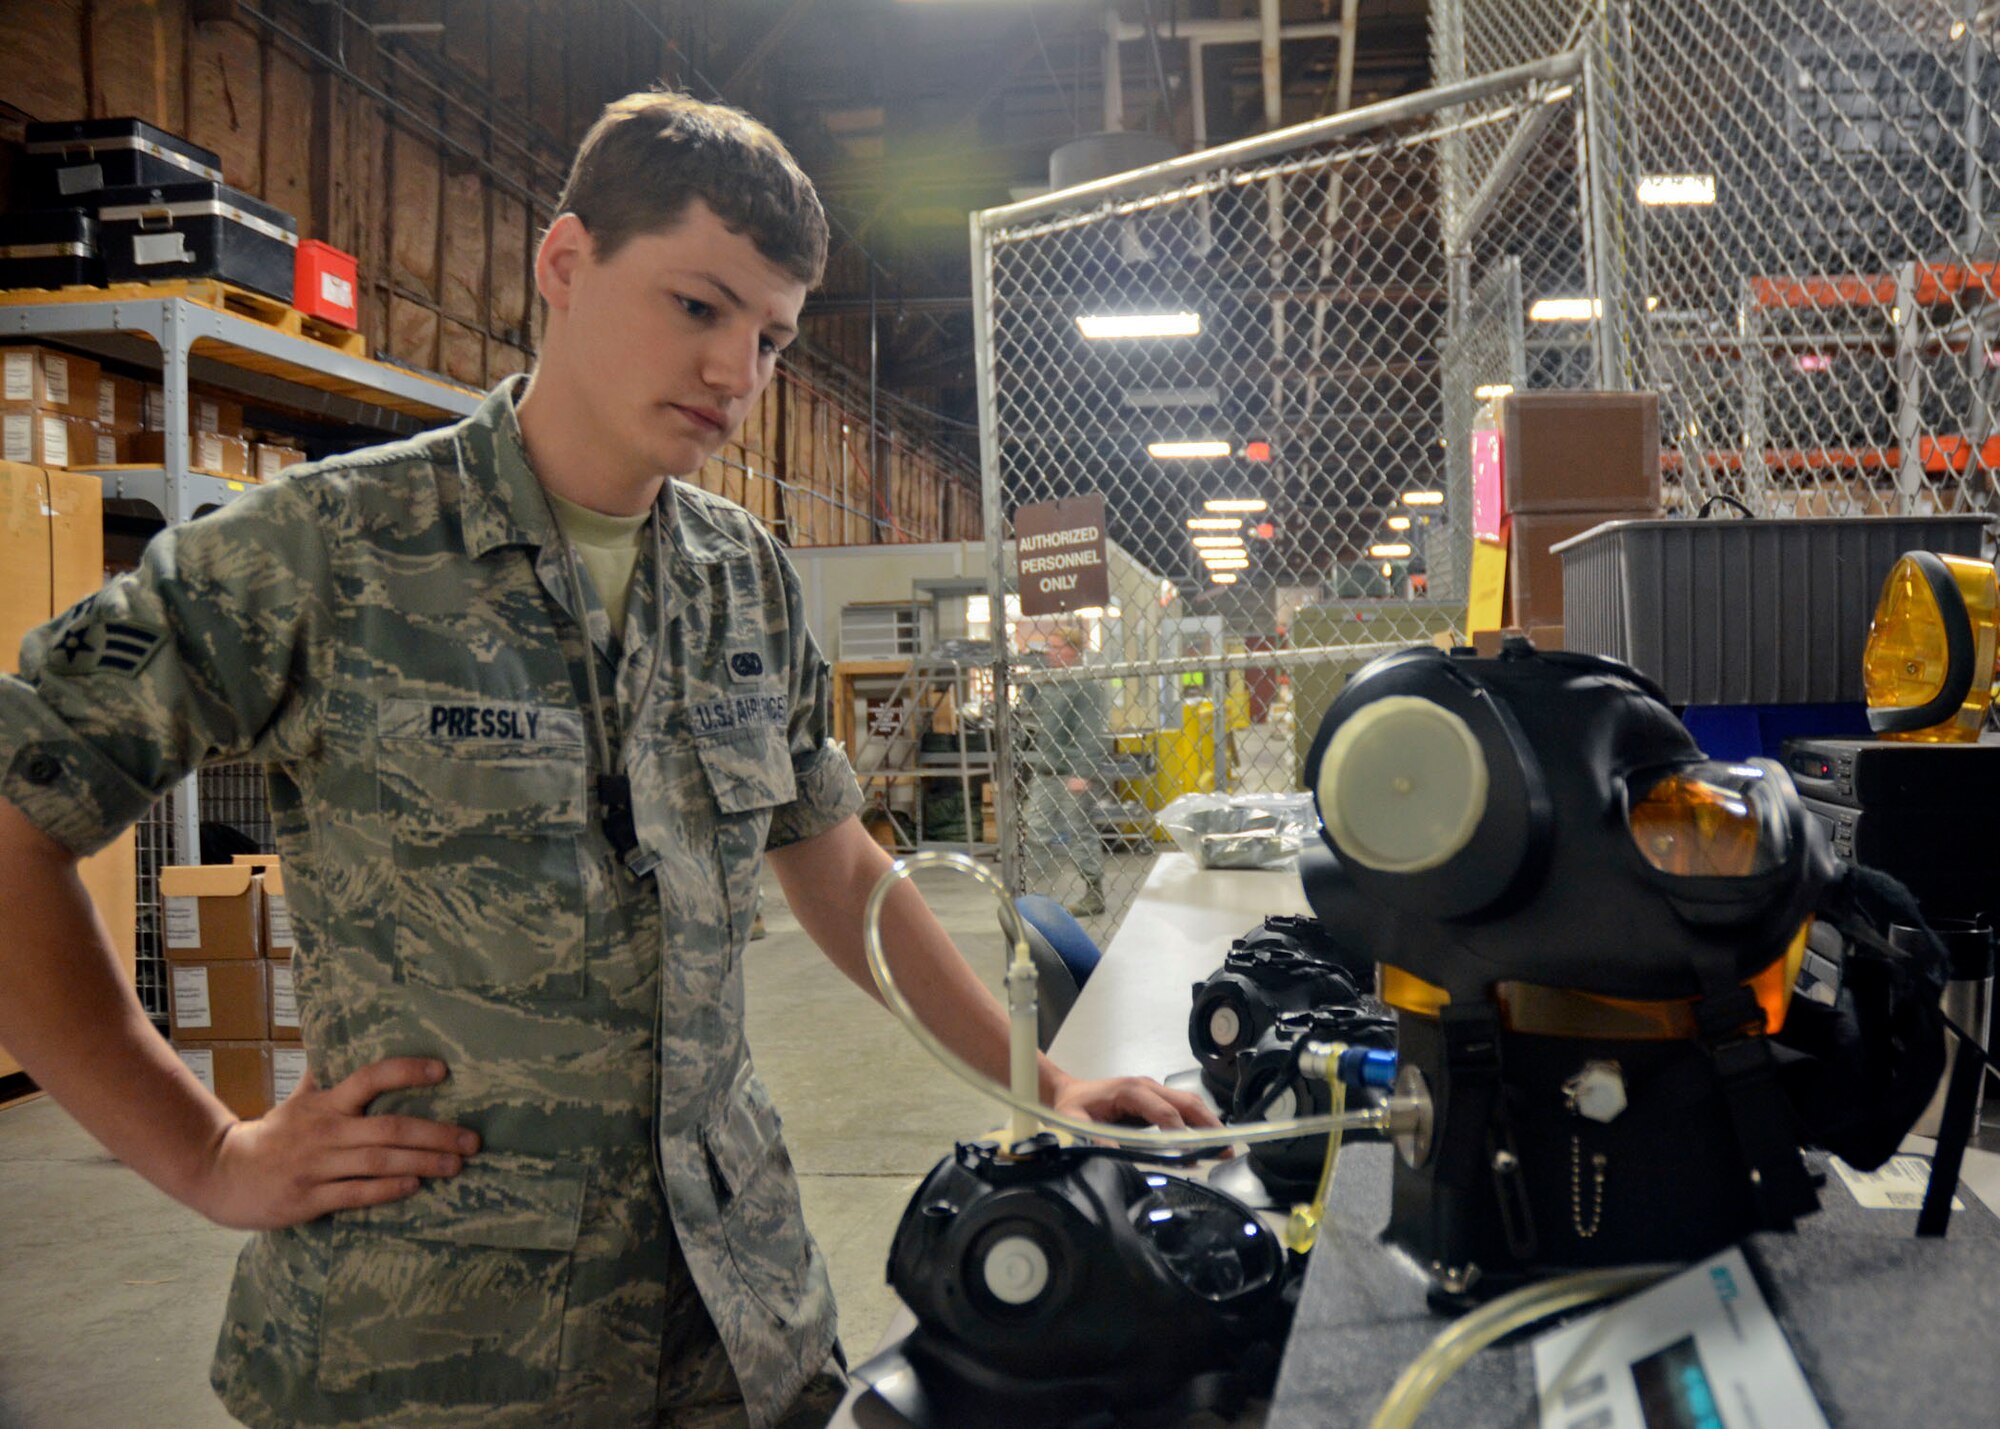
[{"x1": 0, "y1": 863, "x2": 1027, "y2": 1428}]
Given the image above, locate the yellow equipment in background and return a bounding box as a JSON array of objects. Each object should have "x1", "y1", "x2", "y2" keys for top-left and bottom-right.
[{"x1": 1862, "y1": 551, "x2": 2000, "y2": 743}]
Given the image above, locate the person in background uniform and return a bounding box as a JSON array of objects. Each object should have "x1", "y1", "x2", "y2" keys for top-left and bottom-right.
[
  {"x1": 1024, "y1": 626, "x2": 1112, "y2": 917},
  {"x1": 0, "y1": 91, "x2": 1218, "y2": 1429}
]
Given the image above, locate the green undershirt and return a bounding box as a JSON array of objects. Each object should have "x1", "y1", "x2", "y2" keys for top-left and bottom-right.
[{"x1": 546, "y1": 489, "x2": 650, "y2": 637}]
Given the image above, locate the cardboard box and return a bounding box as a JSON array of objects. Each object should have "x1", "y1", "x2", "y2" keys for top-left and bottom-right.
[
  {"x1": 160, "y1": 864, "x2": 264, "y2": 961},
  {"x1": 192, "y1": 393, "x2": 244, "y2": 437},
  {"x1": 174, "y1": 1041, "x2": 273, "y2": 1119},
  {"x1": 121, "y1": 429, "x2": 251, "y2": 478},
  {"x1": 253, "y1": 443, "x2": 306, "y2": 480},
  {"x1": 48, "y1": 467, "x2": 104, "y2": 610},
  {"x1": 96, "y1": 373, "x2": 146, "y2": 433},
  {"x1": 168, "y1": 959, "x2": 270, "y2": 1041},
  {"x1": 230, "y1": 854, "x2": 294, "y2": 956},
  {"x1": 271, "y1": 1043, "x2": 309, "y2": 1103},
  {"x1": 0, "y1": 346, "x2": 102, "y2": 420},
  {"x1": 1497, "y1": 391, "x2": 1661, "y2": 515},
  {"x1": 0, "y1": 410, "x2": 102, "y2": 468},
  {"x1": 1509, "y1": 511, "x2": 1640, "y2": 629},
  {"x1": 143, "y1": 385, "x2": 165, "y2": 431},
  {"x1": 269, "y1": 959, "x2": 300, "y2": 1042},
  {"x1": 0, "y1": 463, "x2": 54, "y2": 665}
]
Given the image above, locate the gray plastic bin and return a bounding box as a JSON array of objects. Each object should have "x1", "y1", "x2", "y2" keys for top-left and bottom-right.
[{"x1": 1553, "y1": 516, "x2": 1990, "y2": 704}]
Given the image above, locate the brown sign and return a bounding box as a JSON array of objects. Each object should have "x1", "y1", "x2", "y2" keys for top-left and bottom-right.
[{"x1": 1014, "y1": 494, "x2": 1110, "y2": 616}]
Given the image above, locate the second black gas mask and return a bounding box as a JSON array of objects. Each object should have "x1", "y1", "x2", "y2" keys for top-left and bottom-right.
[{"x1": 1301, "y1": 639, "x2": 1947, "y2": 1298}]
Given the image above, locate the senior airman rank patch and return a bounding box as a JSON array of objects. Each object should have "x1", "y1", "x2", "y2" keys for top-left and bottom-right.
[{"x1": 44, "y1": 597, "x2": 165, "y2": 679}]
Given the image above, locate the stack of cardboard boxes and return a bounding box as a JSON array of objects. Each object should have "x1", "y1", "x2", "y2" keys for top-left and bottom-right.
[
  {"x1": 1493, "y1": 390, "x2": 1665, "y2": 640},
  {"x1": 0, "y1": 346, "x2": 116, "y2": 470},
  {"x1": 163, "y1": 857, "x2": 304, "y2": 1117},
  {"x1": 0, "y1": 457, "x2": 135, "y2": 1088}
]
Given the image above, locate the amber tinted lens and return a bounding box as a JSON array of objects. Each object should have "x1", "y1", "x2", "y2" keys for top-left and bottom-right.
[
  {"x1": 1863, "y1": 554, "x2": 1998, "y2": 744},
  {"x1": 1628, "y1": 765, "x2": 1782, "y2": 878}
]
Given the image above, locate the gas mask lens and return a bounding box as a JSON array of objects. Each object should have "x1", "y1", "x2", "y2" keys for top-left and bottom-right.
[{"x1": 1627, "y1": 761, "x2": 1789, "y2": 879}]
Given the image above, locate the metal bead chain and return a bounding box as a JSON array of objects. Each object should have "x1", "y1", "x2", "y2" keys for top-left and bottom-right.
[{"x1": 1570, "y1": 1135, "x2": 1607, "y2": 1239}]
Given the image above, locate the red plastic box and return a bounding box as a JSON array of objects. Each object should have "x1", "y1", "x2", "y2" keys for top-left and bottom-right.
[{"x1": 293, "y1": 239, "x2": 359, "y2": 329}]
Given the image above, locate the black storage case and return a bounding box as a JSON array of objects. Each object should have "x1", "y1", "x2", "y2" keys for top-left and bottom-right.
[
  {"x1": 19, "y1": 118, "x2": 223, "y2": 205},
  {"x1": 95, "y1": 182, "x2": 297, "y2": 302},
  {"x1": 0, "y1": 210, "x2": 102, "y2": 289}
]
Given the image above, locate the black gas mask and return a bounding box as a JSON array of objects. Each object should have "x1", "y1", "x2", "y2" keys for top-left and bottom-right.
[
  {"x1": 866, "y1": 1136, "x2": 1298, "y2": 1428},
  {"x1": 1188, "y1": 914, "x2": 1376, "y2": 1106},
  {"x1": 1220, "y1": 1005, "x2": 1398, "y2": 1205},
  {"x1": 1301, "y1": 639, "x2": 1948, "y2": 1298}
]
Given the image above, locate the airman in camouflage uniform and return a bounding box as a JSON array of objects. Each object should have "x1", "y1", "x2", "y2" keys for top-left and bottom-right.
[
  {"x1": 0, "y1": 88, "x2": 1222, "y2": 1429},
  {"x1": 2, "y1": 375, "x2": 852, "y2": 1427}
]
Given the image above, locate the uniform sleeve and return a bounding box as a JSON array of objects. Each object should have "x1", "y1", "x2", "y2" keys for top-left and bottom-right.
[
  {"x1": 763, "y1": 542, "x2": 863, "y2": 851},
  {"x1": 0, "y1": 479, "x2": 332, "y2": 856}
]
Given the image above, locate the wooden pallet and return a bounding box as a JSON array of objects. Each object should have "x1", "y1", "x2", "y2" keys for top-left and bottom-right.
[{"x1": 0, "y1": 278, "x2": 368, "y2": 358}]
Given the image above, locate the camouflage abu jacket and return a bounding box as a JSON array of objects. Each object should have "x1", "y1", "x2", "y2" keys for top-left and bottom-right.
[{"x1": 0, "y1": 377, "x2": 863, "y2": 1427}]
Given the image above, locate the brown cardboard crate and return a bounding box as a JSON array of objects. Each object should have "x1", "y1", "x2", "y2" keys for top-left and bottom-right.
[
  {"x1": 95, "y1": 372, "x2": 145, "y2": 432},
  {"x1": 230, "y1": 855, "x2": 294, "y2": 956},
  {"x1": 160, "y1": 864, "x2": 263, "y2": 960},
  {"x1": 270, "y1": 1043, "x2": 309, "y2": 1103},
  {"x1": 1509, "y1": 510, "x2": 1655, "y2": 630},
  {"x1": 174, "y1": 1041, "x2": 273, "y2": 1119},
  {"x1": 252, "y1": 442, "x2": 306, "y2": 480},
  {"x1": 0, "y1": 346, "x2": 101, "y2": 420},
  {"x1": 168, "y1": 960, "x2": 271, "y2": 1042},
  {"x1": 268, "y1": 958, "x2": 300, "y2": 1042},
  {"x1": 0, "y1": 409, "x2": 103, "y2": 469},
  {"x1": 120, "y1": 429, "x2": 251, "y2": 478},
  {"x1": 191, "y1": 392, "x2": 244, "y2": 437},
  {"x1": 1498, "y1": 391, "x2": 1661, "y2": 515}
]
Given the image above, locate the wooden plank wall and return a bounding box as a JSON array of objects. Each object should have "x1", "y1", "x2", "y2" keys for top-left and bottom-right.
[{"x1": 0, "y1": 0, "x2": 976, "y2": 546}]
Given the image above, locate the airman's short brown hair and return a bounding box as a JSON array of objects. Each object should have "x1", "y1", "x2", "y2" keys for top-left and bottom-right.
[{"x1": 556, "y1": 90, "x2": 829, "y2": 285}]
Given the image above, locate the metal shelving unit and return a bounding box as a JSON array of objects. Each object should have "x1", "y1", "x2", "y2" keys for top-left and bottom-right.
[
  {"x1": 851, "y1": 651, "x2": 997, "y2": 856},
  {"x1": 0, "y1": 287, "x2": 483, "y2": 1017}
]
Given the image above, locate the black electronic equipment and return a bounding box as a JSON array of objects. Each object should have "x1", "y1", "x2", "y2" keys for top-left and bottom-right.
[
  {"x1": 1800, "y1": 796, "x2": 1996, "y2": 919},
  {"x1": 1783, "y1": 736, "x2": 2000, "y2": 810}
]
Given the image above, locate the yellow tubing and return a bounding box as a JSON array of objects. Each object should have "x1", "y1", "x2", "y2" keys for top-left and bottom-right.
[{"x1": 1368, "y1": 1264, "x2": 1680, "y2": 1429}]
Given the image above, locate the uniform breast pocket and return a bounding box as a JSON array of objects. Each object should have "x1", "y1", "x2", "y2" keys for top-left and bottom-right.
[
  {"x1": 695, "y1": 725, "x2": 798, "y2": 948},
  {"x1": 379, "y1": 734, "x2": 589, "y2": 1002}
]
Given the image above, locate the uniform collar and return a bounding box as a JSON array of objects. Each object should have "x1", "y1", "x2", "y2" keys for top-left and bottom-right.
[{"x1": 453, "y1": 374, "x2": 678, "y2": 560}]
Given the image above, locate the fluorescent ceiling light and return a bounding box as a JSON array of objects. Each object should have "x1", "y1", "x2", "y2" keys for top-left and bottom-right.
[
  {"x1": 1400, "y1": 490, "x2": 1444, "y2": 507},
  {"x1": 1386, "y1": 514, "x2": 1412, "y2": 531},
  {"x1": 1148, "y1": 439, "x2": 1232, "y2": 459},
  {"x1": 1205, "y1": 558, "x2": 1250, "y2": 571},
  {"x1": 1637, "y1": 173, "x2": 1716, "y2": 206},
  {"x1": 1203, "y1": 497, "x2": 1267, "y2": 512},
  {"x1": 1192, "y1": 536, "x2": 1245, "y2": 549},
  {"x1": 1210, "y1": 571, "x2": 1240, "y2": 584},
  {"x1": 1079, "y1": 311, "x2": 1202, "y2": 340},
  {"x1": 1186, "y1": 517, "x2": 1243, "y2": 530},
  {"x1": 1474, "y1": 383, "x2": 1515, "y2": 399},
  {"x1": 1529, "y1": 297, "x2": 1600, "y2": 322},
  {"x1": 1125, "y1": 386, "x2": 1219, "y2": 409},
  {"x1": 1370, "y1": 542, "x2": 1414, "y2": 558}
]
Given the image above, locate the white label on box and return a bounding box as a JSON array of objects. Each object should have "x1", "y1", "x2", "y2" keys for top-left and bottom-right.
[
  {"x1": 196, "y1": 433, "x2": 223, "y2": 472},
  {"x1": 97, "y1": 377, "x2": 116, "y2": 425},
  {"x1": 56, "y1": 162, "x2": 104, "y2": 196},
  {"x1": 177, "y1": 1046, "x2": 216, "y2": 1093},
  {"x1": 257, "y1": 448, "x2": 280, "y2": 479},
  {"x1": 96, "y1": 431, "x2": 116, "y2": 464},
  {"x1": 270, "y1": 962, "x2": 299, "y2": 1028},
  {"x1": 41, "y1": 415, "x2": 67, "y2": 468},
  {"x1": 145, "y1": 387, "x2": 164, "y2": 428},
  {"x1": 272, "y1": 1047, "x2": 309, "y2": 1101},
  {"x1": 132, "y1": 231, "x2": 193, "y2": 267},
  {"x1": 195, "y1": 398, "x2": 218, "y2": 433},
  {"x1": 268, "y1": 893, "x2": 293, "y2": 948},
  {"x1": 2, "y1": 413, "x2": 29, "y2": 464},
  {"x1": 171, "y1": 965, "x2": 213, "y2": 1029},
  {"x1": 3, "y1": 352, "x2": 30, "y2": 403},
  {"x1": 41, "y1": 355, "x2": 68, "y2": 406},
  {"x1": 321, "y1": 272, "x2": 354, "y2": 311},
  {"x1": 164, "y1": 893, "x2": 201, "y2": 948},
  {"x1": 1831, "y1": 1154, "x2": 1962, "y2": 1212}
]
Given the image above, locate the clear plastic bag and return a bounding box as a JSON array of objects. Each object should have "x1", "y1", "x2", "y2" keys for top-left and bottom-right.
[{"x1": 1155, "y1": 792, "x2": 1317, "y2": 870}]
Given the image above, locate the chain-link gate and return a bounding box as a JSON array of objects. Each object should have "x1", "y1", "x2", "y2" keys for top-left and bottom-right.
[
  {"x1": 1453, "y1": 0, "x2": 2000, "y2": 520},
  {"x1": 971, "y1": 54, "x2": 1587, "y2": 938}
]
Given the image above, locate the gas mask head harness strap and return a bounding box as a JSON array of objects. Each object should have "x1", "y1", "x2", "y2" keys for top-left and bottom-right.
[{"x1": 1302, "y1": 638, "x2": 1955, "y2": 1289}]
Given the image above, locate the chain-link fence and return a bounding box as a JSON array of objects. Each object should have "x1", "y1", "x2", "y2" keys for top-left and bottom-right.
[
  {"x1": 972, "y1": 55, "x2": 1586, "y2": 936},
  {"x1": 1454, "y1": 0, "x2": 2000, "y2": 519}
]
